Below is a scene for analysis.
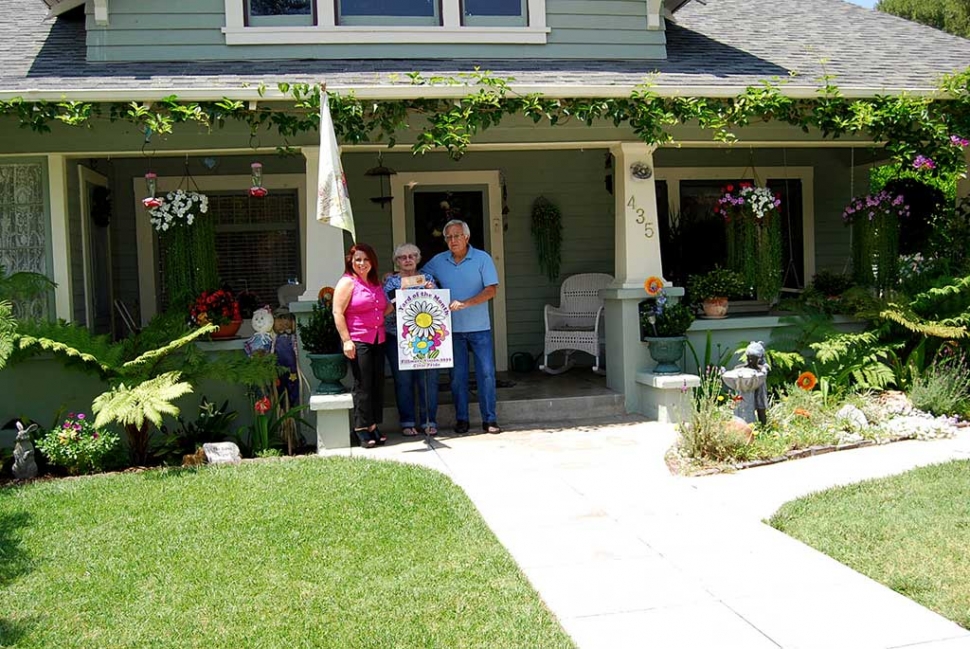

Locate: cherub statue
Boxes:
[12,421,38,480]
[722,341,770,425]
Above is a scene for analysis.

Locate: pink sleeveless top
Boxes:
[344,274,387,344]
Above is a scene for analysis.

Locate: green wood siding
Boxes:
[84,0,665,62]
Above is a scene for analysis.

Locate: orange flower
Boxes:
[644,276,664,297]
[318,286,335,303]
[793,408,811,418]
[796,371,818,391]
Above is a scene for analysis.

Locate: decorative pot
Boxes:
[701,297,729,318]
[642,335,687,374]
[210,319,243,340]
[308,352,348,394]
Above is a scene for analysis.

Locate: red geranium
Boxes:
[190,289,241,326]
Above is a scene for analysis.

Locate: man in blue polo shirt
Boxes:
[422,219,501,435]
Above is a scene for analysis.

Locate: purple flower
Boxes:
[951,135,970,147]
[77,413,85,420]
[913,155,936,171]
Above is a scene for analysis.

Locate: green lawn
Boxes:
[769,460,970,629]
[0,457,574,649]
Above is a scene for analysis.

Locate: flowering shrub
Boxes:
[842,191,910,289]
[677,367,748,462]
[688,267,747,301]
[190,289,241,327]
[36,413,120,475]
[912,155,936,172]
[148,189,209,232]
[716,183,781,222]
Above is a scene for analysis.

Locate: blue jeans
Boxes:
[386,335,439,429]
[451,330,497,424]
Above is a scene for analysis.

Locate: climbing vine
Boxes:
[4,68,970,171]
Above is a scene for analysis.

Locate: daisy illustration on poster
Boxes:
[396,288,454,370]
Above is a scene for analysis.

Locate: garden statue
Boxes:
[722,341,770,425]
[244,306,276,357]
[12,421,39,480]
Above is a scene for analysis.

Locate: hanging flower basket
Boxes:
[842,190,910,290]
[148,189,209,232]
[716,183,783,301]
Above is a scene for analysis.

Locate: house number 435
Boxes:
[627,197,655,238]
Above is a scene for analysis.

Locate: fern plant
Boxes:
[530,196,563,282]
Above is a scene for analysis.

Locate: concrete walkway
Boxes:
[329,418,970,649]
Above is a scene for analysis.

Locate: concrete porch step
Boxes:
[379,371,626,430]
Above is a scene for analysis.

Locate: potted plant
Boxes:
[688,266,746,318]
[189,288,242,339]
[639,288,696,374]
[297,291,347,394]
[716,183,783,301]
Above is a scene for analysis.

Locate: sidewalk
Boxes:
[332,418,970,649]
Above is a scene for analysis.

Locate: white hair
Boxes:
[443,219,470,237]
[392,242,421,267]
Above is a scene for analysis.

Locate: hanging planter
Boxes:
[530,196,563,282]
[717,183,783,302]
[842,190,910,291]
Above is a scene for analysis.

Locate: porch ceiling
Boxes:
[3,0,970,101]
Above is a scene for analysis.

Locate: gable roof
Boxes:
[2,0,970,101]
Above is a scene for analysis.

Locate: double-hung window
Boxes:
[228,0,547,44]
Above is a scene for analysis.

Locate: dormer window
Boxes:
[225,0,548,44]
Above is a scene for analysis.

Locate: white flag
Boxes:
[316,91,355,241]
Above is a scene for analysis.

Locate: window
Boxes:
[224,0,548,45]
[462,0,527,26]
[0,162,51,320]
[158,191,301,312]
[338,0,438,26]
[656,172,812,295]
[247,0,314,26]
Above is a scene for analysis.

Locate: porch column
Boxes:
[610,142,665,288]
[47,154,72,320]
[299,145,346,301]
[602,142,676,417]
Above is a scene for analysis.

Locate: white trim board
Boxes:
[133,173,307,324]
[77,165,110,331]
[655,166,816,286]
[390,170,508,372]
[223,0,547,45]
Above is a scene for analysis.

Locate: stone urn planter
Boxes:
[642,336,687,374]
[308,352,348,394]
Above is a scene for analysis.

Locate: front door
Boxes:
[390,171,507,371]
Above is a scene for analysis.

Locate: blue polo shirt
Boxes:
[422,245,499,333]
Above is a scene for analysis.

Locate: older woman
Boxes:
[383,243,440,437]
[332,243,394,448]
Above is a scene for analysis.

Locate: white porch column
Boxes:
[611,142,666,289]
[603,142,683,417]
[300,145,347,301]
[47,154,72,320]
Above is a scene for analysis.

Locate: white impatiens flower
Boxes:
[147,190,209,233]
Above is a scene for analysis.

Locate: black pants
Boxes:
[349,339,385,430]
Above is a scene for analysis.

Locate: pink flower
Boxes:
[254,397,272,415]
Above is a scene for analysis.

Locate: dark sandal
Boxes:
[355,430,376,448]
[401,427,419,437]
[483,422,502,434]
[454,420,470,435]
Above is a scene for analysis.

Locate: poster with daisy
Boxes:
[396,289,454,370]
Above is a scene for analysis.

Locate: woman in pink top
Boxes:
[333,243,394,448]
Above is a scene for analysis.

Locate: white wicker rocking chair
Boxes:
[540,273,613,375]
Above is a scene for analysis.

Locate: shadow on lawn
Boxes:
[0,510,37,645]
